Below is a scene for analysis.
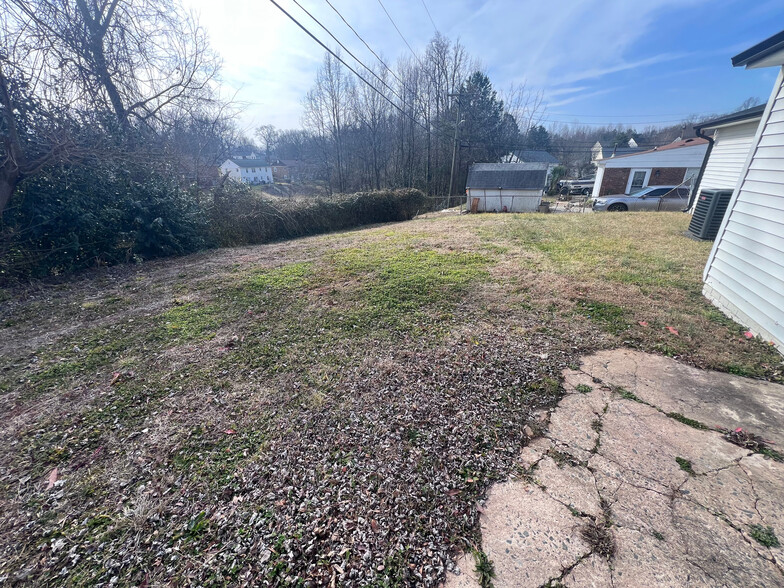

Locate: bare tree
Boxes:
[255,124,279,164]
[0,0,223,213]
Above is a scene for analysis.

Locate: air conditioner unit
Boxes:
[688,189,734,240]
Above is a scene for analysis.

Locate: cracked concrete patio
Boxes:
[445,349,784,588]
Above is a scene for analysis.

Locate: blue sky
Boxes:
[181,0,784,132]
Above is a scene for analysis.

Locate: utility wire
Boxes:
[268,0,427,131]
[290,0,405,105]
[420,0,438,32]
[322,0,404,88]
[376,0,420,62]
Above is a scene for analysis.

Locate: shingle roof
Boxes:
[227,158,270,168]
[603,137,709,160]
[509,150,559,164]
[466,163,548,190]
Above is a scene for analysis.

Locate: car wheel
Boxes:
[582,188,591,195]
[560,187,569,196]
[607,203,627,212]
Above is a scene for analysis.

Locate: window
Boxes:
[645,188,669,197]
[629,170,648,192]
[665,188,689,199]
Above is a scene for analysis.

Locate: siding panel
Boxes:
[704,68,784,352]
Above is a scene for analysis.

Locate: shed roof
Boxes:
[466,163,548,190]
[695,104,766,131]
[508,150,559,164]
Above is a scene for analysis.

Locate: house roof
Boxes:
[694,104,766,132]
[732,29,784,69]
[598,137,708,161]
[509,150,559,164]
[226,158,270,168]
[466,163,548,190]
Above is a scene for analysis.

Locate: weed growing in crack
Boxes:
[472,549,496,588]
[591,419,603,433]
[580,519,616,560]
[576,384,592,394]
[676,457,695,475]
[547,448,585,468]
[749,524,780,548]
[612,386,648,404]
[652,530,665,541]
[666,412,709,430]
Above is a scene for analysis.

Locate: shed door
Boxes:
[626,169,650,193]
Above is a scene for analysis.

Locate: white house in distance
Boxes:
[591,138,708,198]
[703,29,784,354]
[219,158,274,184]
[688,104,765,211]
[465,163,547,212]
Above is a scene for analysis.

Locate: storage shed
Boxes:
[591,139,708,198]
[465,163,547,212]
[703,29,784,354]
[689,104,765,211]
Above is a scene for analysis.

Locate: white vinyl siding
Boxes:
[704,67,784,353]
[696,120,760,196]
[466,189,543,212]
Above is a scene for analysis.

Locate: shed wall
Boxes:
[704,67,784,353]
[467,189,542,212]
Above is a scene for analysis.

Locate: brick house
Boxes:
[591,138,709,197]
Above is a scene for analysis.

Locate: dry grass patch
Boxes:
[0,211,781,587]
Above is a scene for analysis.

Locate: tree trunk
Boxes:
[0,175,18,216]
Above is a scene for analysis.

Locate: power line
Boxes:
[268,0,427,131]
[376,0,419,62]
[420,0,438,32]
[322,0,404,87]
[289,0,405,105]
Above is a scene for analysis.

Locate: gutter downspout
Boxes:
[685,124,715,211]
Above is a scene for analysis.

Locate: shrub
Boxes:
[209,183,428,247]
[0,162,209,283]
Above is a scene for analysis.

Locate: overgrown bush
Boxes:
[209,183,429,247]
[0,163,209,283]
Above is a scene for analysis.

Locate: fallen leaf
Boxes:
[447,488,460,496]
[744,331,754,339]
[224,429,236,435]
[666,326,679,336]
[370,519,379,533]
[46,467,58,490]
[638,321,649,327]
[110,372,121,385]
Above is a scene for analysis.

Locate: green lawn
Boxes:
[0,211,780,586]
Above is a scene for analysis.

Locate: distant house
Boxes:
[465,163,547,212]
[219,158,274,184]
[591,139,642,165]
[591,138,709,197]
[269,160,291,182]
[703,29,784,353]
[688,104,765,211]
[230,147,261,160]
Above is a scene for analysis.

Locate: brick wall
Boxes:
[600,168,630,196]
[599,166,687,195]
[650,167,686,186]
